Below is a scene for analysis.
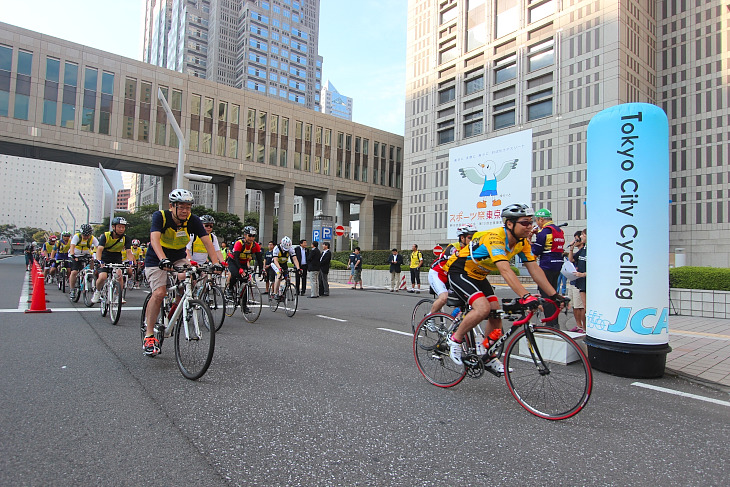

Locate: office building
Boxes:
[321,80,353,121]
[116,188,131,210]
[403,0,729,266]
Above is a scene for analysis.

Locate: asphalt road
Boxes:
[1,255,728,486]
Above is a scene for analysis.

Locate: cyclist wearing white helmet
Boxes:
[270,235,301,300]
[92,216,134,304]
[427,223,478,315]
[442,203,565,372]
[68,224,99,300]
[142,189,223,357]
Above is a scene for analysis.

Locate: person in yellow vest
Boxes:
[92,216,134,304]
[53,231,73,279]
[68,224,99,300]
[43,235,58,280]
[186,214,224,264]
[142,189,223,357]
[130,239,145,289]
[407,244,424,293]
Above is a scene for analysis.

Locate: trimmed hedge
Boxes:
[670,266,730,291]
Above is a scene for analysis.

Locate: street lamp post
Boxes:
[67,206,76,234]
[78,191,90,225]
[56,218,63,234]
[98,164,117,231]
[158,88,186,189]
[59,215,68,232]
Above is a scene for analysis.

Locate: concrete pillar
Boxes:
[260,189,276,244]
[229,174,247,221]
[359,194,374,250]
[301,195,315,243]
[389,199,402,250]
[216,181,230,213]
[161,174,175,210]
[322,189,337,220]
[278,182,295,241]
[336,200,351,252]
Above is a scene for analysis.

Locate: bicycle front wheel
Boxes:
[83,275,94,307]
[243,282,263,323]
[283,283,298,317]
[224,283,238,317]
[174,298,215,380]
[109,281,123,325]
[503,326,592,420]
[411,297,435,333]
[413,313,467,388]
[58,268,67,293]
[268,288,279,312]
[202,285,226,331]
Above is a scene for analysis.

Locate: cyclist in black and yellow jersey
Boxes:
[42,235,57,280]
[68,224,99,300]
[443,204,566,371]
[142,189,223,356]
[53,231,72,277]
[92,216,134,304]
[130,239,145,288]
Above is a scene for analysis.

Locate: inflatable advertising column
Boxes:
[585,103,671,378]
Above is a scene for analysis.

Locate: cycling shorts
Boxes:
[428,268,448,296]
[447,272,499,307]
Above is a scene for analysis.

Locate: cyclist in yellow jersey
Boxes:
[129,239,145,288]
[53,231,72,277]
[443,204,566,371]
[92,216,134,304]
[68,224,99,299]
[43,235,58,279]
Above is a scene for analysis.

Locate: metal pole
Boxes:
[67,206,76,234]
[59,215,68,232]
[78,191,90,225]
[98,164,117,232]
[56,218,63,234]
[158,88,185,189]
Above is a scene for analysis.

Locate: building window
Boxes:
[189,94,200,151]
[0,45,12,117]
[528,39,554,72]
[440,6,457,24]
[464,111,483,137]
[496,0,518,38]
[465,75,484,95]
[99,72,114,135]
[80,66,97,132]
[527,89,553,120]
[439,46,458,65]
[493,100,516,129]
[42,57,60,126]
[62,62,79,129]
[13,51,32,121]
[437,127,455,145]
[494,55,517,84]
[528,0,556,23]
[438,86,455,104]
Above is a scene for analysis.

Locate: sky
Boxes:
[0,0,407,135]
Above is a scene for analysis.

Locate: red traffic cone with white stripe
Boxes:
[26,266,52,313]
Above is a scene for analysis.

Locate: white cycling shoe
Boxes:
[91,290,101,304]
[484,358,513,374]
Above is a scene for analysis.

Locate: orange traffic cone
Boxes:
[26,266,52,313]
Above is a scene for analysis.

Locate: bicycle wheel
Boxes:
[503,326,592,420]
[202,285,226,331]
[100,285,109,317]
[557,308,577,331]
[224,282,238,317]
[413,313,468,388]
[109,281,123,325]
[411,297,435,333]
[283,282,298,317]
[268,287,280,312]
[71,279,81,303]
[174,298,215,380]
[141,293,167,348]
[243,281,263,323]
[58,268,66,293]
[83,274,95,307]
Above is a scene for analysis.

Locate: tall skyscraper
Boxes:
[403,0,729,267]
[321,80,353,121]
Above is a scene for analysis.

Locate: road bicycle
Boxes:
[225,268,262,323]
[98,263,130,326]
[140,264,215,380]
[68,256,94,305]
[268,267,298,317]
[413,296,592,420]
[192,262,227,331]
[56,259,70,294]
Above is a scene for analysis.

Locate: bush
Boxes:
[669,266,730,291]
[332,249,436,268]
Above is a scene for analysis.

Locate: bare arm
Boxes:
[524,261,557,296]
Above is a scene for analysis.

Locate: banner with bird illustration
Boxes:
[447,129,533,238]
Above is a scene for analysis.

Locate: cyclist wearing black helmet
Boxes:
[142,189,223,356]
[442,203,565,371]
[186,214,224,264]
[91,216,134,304]
[226,225,263,299]
[68,224,99,300]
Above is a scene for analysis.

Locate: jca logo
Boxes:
[587,307,668,335]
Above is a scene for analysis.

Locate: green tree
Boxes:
[18,227,45,242]
[32,230,48,243]
[244,211,259,229]
[191,205,244,245]
[97,204,159,242]
[0,224,17,239]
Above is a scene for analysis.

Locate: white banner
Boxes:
[447,130,533,239]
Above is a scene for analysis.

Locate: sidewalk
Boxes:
[666,315,730,390]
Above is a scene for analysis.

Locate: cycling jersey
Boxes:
[98,231,131,264]
[271,244,296,273]
[444,226,535,280]
[131,246,145,261]
[145,210,206,267]
[55,239,72,260]
[43,242,55,255]
[531,221,565,272]
[231,239,261,265]
[70,233,98,256]
[187,233,220,264]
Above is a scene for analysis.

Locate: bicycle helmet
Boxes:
[48,235,58,242]
[169,188,195,204]
[200,215,215,224]
[456,223,478,237]
[534,208,552,219]
[243,225,257,237]
[501,203,535,223]
[61,231,71,238]
[81,224,93,236]
[111,216,128,225]
[280,236,292,251]
[131,239,140,246]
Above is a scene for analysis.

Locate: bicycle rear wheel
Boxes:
[283,282,298,317]
[83,273,95,307]
[503,326,592,420]
[202,285,226,331]
[411,297,435,333]
[58,268,67,293]
[243,281,262,323]
[268,287,280,312]
[413,313,467,388]
[224,282,238,317]
[109,281,123,325]
[174,298,215,380]
[140,293,166,349]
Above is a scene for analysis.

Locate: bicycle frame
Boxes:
[159,266,204,341]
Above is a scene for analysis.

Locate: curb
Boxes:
[664,367,730,394]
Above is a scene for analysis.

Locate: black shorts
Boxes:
[447,272,499,307]
[71,257,90,272]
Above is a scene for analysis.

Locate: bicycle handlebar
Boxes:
[505,297,569,326]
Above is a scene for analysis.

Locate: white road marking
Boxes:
[632,382,730,407]
[0,306,144,313]
[317,314,347,322]
[377,327,412,337]
[18,270,31,310]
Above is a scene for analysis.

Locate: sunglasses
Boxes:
[204,224,214,228]
[514,220,534,227]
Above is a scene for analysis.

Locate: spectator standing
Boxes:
[294,239,309,295]
[319,242,331,296]
[531,208,565,328]
[308,241,321,298]
[351,247,363,290]
[348,249,356,284]
[24,241,34,271]
[567,229,587,333]
[388,248,404,292]
[263,241,275,294]
[407,244,424,293]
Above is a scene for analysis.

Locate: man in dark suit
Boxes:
[294,239,308,295]
[319,242,331,296]
[307,241,322,298]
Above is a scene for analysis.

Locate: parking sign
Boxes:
[312,229,321,242]
[322,226,332,240]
